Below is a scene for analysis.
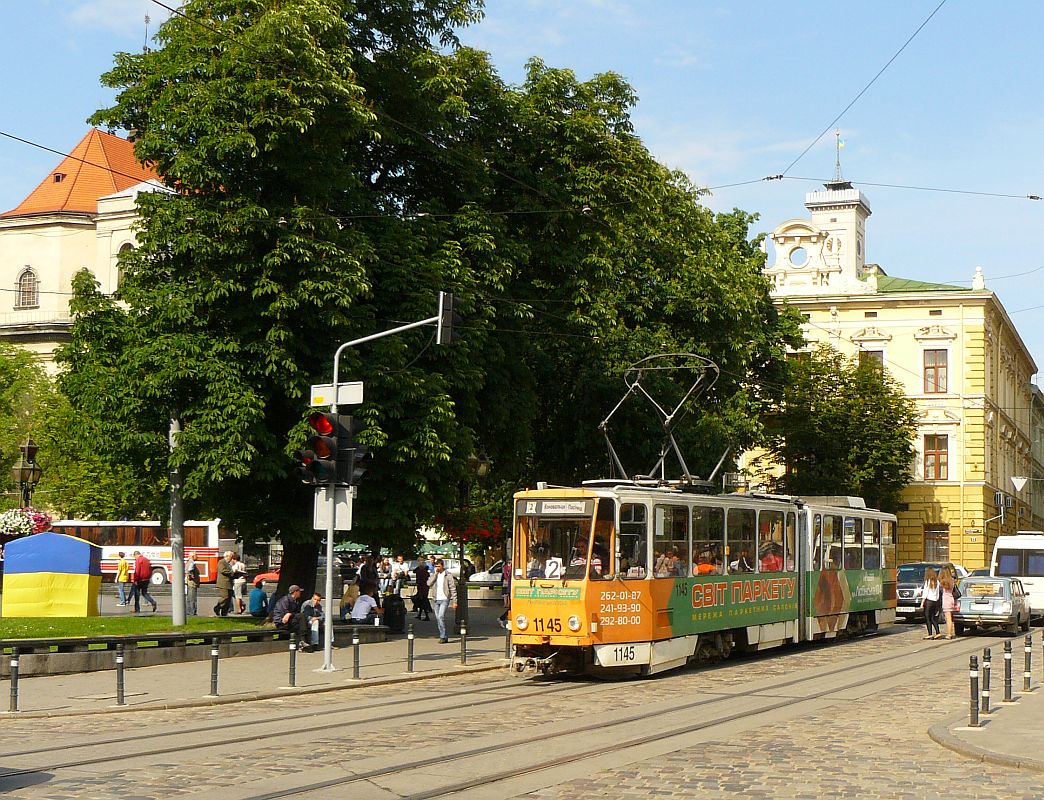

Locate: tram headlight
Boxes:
[515,614,529,631]
[567,615,581,632]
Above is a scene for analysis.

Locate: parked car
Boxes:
[467,560,505,586]
[896,562,965,621]
[954,576,1031,635]
[968,567,991,577]
[253,568,279,588]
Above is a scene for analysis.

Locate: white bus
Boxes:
[49,519,231,585]
[991,531,1044,615]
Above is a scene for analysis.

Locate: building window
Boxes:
[923,524,950,561]
[924,434,948,480]
[924,349,948,393]
[15,268,39,309]
[859,350,884,368]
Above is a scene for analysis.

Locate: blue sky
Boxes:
[4,1,1044,361]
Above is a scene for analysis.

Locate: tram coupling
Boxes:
[511,652,558,677]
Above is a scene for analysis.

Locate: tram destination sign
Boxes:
[517,499,593,516]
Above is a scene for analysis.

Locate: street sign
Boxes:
[1011,476,1029,492]
[310,382,364,407]
[313,485,355,531]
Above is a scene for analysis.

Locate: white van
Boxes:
[991,532,1044,615]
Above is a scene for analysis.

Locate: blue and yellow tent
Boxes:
[2,532,102,617]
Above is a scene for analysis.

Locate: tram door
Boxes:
[796,510,810,641]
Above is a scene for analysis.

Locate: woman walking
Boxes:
[921,567,942,639]
[940,570,958,640]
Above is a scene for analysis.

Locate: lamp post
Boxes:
[456,453,492,633]
[10,438,42,508]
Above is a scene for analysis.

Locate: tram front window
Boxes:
[522,517,593,580]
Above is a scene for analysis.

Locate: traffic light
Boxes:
[339,415,371,486]
[305,411,343,484]
[294,448,317,484]
[436,290,462,345]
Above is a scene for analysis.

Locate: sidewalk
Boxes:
[2,605,511,717]
[930,660,1044,773]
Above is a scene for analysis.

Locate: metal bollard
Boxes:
[969,655,980,727]
[289,633,298,688]
[460,624,467,665]
[1025,633,1033,692]
[9,647,19,713]
[352,635,361,680]
[115,643,126,706]
[209,637,220,696]
[407,625,415,673]
[504,627,512,660]
[982,647,992,714]
[1004,639,1013,702]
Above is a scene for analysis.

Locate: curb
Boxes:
[0,660,507,720]
[928,710,1044,773]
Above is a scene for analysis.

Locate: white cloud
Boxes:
[67,0,172,36]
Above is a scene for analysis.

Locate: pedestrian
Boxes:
[115,551,131,606]
[129,550,158,613]
[231,552,248,614]
[413,559,432,621]
[428,558,457,643]
[378,557,392,594]
[921,567,942,639]
[185,553,200,616]
[214,551,235,617]
[302,592,325,648]
[940,569,958,640]
[271,584,306,643]
[349,583,383,624]
[248,581,270,619]
[390,554,409,595]
[357,553,378,588]
[498,558,512,628]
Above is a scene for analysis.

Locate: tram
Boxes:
[508,484,897,677]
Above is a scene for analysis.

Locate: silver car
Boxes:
[953,576,1031,636]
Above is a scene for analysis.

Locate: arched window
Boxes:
[117,242,135,288]
[15,268,39,309]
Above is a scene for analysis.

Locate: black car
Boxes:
[896,562,965,621]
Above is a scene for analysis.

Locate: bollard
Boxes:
[115,643,126,706]
[460,624,467,666]
[504,627,512,660]
[407,624,415,673]
[1025,633,1033,692]
[9,647,19,713]
[969,655,980,728]
[352,635,361,680]
[209,637,220,697]
[982,647,992,714]
[1004,639,1013,702]
[289,633,298,688]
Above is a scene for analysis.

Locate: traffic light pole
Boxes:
[318,299,452,672]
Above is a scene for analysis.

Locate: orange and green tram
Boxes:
[509,481,897,677]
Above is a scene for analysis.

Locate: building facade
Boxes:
[0,129,158,369]
[752,180,1043,568]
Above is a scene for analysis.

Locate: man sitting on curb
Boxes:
[270,584,308,648]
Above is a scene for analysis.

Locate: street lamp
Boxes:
[10,438,42,508]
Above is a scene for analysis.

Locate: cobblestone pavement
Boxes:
[1,623,1040,798]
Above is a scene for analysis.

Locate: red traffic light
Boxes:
[307,411,336,437]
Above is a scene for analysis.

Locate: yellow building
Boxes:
[755,180,1042,568]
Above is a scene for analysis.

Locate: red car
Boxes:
[253,569,279,588]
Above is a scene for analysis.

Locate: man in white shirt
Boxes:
[427,559,458,643]
[350,584,383,624]
[390,554,409,595]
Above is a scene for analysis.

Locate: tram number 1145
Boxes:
[613,645,636,661]
[532,618,562,633]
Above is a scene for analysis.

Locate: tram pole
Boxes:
[969,655,980,728]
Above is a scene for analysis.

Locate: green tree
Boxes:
[763,346,917,511]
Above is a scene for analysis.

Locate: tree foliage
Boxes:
[58,0,802,587]
[761,346,918,511]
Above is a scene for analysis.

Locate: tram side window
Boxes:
[824,515,843,569]
[653,505,689,577]
[863,519,881,569]
[589,499,615,580]
[726,508,756,573]
[882,521,897,569]
[785,512,796,570]
[620,503,648,579]
[812,515,823,571]
[757,510,785,572]
[692,506,725,575]
[843,517,861,570]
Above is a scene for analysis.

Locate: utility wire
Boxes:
[779,0,949,177]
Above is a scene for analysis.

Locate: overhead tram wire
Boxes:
[779,0,949,178]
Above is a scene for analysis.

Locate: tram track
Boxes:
[0,630,999,797]
[233,632,996,800]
